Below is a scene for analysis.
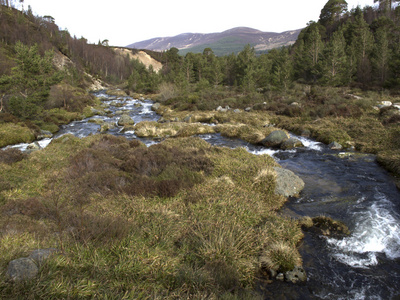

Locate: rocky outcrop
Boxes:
[274,167,305,197]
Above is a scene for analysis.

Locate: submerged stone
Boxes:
[274,167,305,197]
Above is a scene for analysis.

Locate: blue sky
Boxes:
[20,0,375,47]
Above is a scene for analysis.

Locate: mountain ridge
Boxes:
[126,27,302,55]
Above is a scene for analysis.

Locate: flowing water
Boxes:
[5,92,400,299]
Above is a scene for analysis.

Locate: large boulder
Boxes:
[117,114,134,126]
[261,130,289,148]
[274,167,304,197]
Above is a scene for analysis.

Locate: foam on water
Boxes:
[247,147,284,158]
[139,103,153,114]
[326,191,400,268]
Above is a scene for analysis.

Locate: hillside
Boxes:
[126,27,302,55]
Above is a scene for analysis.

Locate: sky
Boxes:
[19,0,375,47]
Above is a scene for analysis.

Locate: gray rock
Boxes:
[117,114,134,126]
[183,115,194,123]
[6,257,38,282]
[245,107,252,112]
[152,103,161,111]
[216,106,229,112]
[261,130,289,148]
[281,137,304,150]
[274,167,305,197]
[328,141,343,150]
[233,109,241,113]
[285,266,307,283]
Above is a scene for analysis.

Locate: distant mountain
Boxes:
[126,27,302,56]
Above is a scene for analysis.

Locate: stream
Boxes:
[5,91,400,299]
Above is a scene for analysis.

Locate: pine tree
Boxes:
[271,47,294,92]
[372,27,391,85]
[322,27,348,85]
[0,42,62,119]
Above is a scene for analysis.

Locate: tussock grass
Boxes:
[0,135,304,298]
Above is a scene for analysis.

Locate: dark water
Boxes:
[7,92,400,299]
